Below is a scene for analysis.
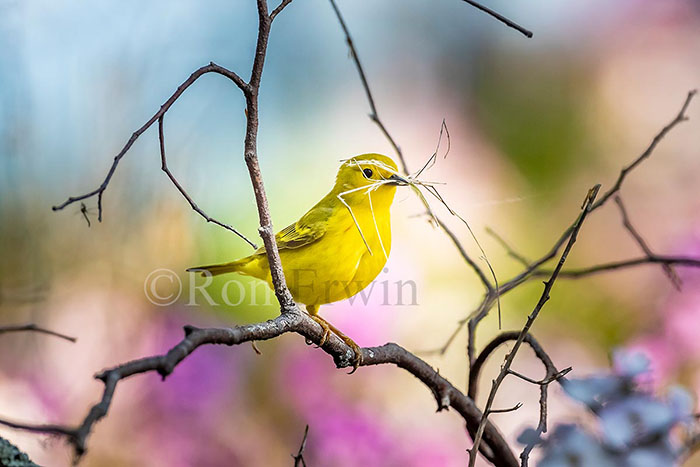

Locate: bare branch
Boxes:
[157,116,258,248]
[460,0,533,38]
[614,196,682,290]
[51,62,256,247]
[485,227,530,267]
[468,184,600,467]
[0,324,76,343]
[328,0,493,292]
[466,331,571,466]
[592,90,696,210]
[423,90,698,360]
[533,255,700,279]
[270,0,294,20]
[0,312,518,466]
[243,0,295,308]
[327,0,404,172]
[292,424,309,467]
[489,402,523,414]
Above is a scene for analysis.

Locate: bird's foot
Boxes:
[339,335,363,374]
[309,314,332,347]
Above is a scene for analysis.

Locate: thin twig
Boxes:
[292,424,309,467]
[591,90,697,210]
[614,196,682,290]
[328,0,494,293]
[460,0,533,38]
[533,255,700,279]
[157,117,257,248]
[270,0,294,20]
[51,62,256,249]
[468,185,600,467]
[485,227,530,267]
[0,324,76,343]
[327,0,404,172]
[466,331,572,466]
[425,90,697,360]
[489,402,523,414]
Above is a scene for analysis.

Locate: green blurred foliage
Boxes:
[472,51,593,187]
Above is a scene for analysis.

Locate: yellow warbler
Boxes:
[188,153,408,369]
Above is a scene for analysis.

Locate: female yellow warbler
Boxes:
[188,153,408,369]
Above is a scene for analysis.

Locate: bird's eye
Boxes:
[363,168,373,178]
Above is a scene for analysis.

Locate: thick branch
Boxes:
[0,311,517,466]
[243,0,295,309]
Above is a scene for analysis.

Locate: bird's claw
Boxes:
[341,337,363,374]
[310,315,331,347]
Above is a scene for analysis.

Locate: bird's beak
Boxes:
[388,174,409,186]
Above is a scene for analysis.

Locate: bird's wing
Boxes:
[275,205,333,250]
[252,205,333,255]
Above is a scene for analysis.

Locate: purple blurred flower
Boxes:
[562,376,624,407]
[278,348,458,466]
[613,350,650,377]
[537,425,616,467]
[600,396,674,449]
[522,350,696,466]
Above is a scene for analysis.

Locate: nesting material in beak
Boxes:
[388,174,409,186]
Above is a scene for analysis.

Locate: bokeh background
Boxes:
[1,0,699,465]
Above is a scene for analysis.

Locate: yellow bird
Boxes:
[188,153,408,369]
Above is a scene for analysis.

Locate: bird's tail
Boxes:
[186,258,251,277]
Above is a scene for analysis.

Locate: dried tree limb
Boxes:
[2,2,521,464]
[533,255,700,279]
[467,331,571,467]
[156,116,255,244]
[242,0,296,308]
[51,62,257,249]
[327,0,405,173]
[422,89,697,361]
[292,424,309,467]
[0,312,518,466]
[591,90,697,210]
[614,196,682,290]
[328,0,494,292]
[467,184,600,467]
[0,324,76,343]
[485,227,530,267]
[460,0,533,38]
[270,0,294,20]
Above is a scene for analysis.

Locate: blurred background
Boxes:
[1,0,699,465]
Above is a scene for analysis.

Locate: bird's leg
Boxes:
[306,306,363,373]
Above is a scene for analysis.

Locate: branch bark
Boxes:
[0,312,517,466]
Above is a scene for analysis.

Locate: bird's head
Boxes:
[333,154,409,206]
